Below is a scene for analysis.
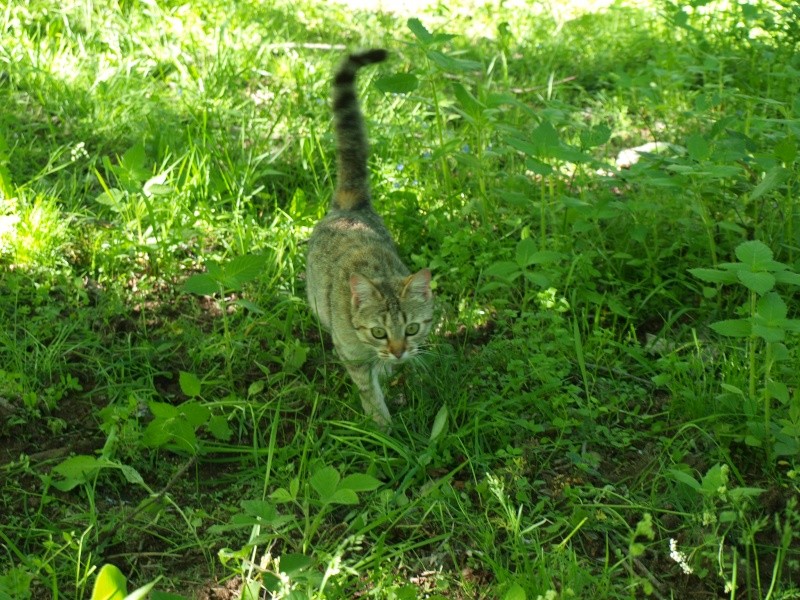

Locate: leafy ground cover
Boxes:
[1,0,799,598]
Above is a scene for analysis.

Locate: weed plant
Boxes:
[1,0,799,598]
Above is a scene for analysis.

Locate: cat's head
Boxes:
[349,269,433,363]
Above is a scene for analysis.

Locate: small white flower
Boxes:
[669,538,693,575]
[70,142,89,161]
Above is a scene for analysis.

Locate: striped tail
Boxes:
[331,49,388,211]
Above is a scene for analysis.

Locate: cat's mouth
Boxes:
[378,349,412,363]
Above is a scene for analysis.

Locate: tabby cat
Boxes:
[305,49,434,426]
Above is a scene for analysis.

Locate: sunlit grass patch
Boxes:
[0,192,71,268]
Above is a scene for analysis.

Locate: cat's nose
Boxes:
[388,341,405,359]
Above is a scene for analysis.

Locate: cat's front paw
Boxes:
[361,394,392,430]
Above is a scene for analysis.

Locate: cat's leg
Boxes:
[343,361,392,427]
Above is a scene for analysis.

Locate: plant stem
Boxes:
[427,63,452,192]
[763,342,774,466]
[748,292,757,403]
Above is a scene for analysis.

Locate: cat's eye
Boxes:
[405,323,420,336]
[370,327,388,339]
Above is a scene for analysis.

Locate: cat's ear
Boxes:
[402,268,432,300]
[350,273,378,308]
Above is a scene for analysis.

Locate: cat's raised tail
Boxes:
[331,49,388,212]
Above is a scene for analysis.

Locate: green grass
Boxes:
[1,0,800,598]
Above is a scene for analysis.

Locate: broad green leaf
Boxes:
[756,292,788,322]
[515,238,538,268]
[720,510,739,522]
[390,585,418,600]
[143,173,172,197]
[532,120,562,152]
[91,564,127,600]
[751,324,784,342]
[163,419,197,453]
[668,468,701,491]
[426,50,481,72]
[234,299,263,314]
[774,134,796,164]
[453,83,483,116]
[750,166,788,201]
[686,133,710,161]
[752,293,796,341]
[340,473,382,492]
[700,464,727,496]
[518,249,565,268]
[182,274,220,295]
[241,580,262,600]
[310,466,340,501]
[502,583,526,600]
[525,157,553,176]
[407,18,433,43]
[95,188,125,210]
[53,455,101,480]
[705,165,741,178]
[726,487,766,501]
[720,383,745,396]
[629,542,646,557]
[479,281,508,294]
[505,136,538,157]
[734,240,773,268]
[149,401,178,419]
[688,267,738,284]
[429,404,448,441]
[281,340,308,372]
[248,380,265,396]
[328,488,359,505]
[141,420,172,448]
[116,464,145,486]
[121,142,146,173]
[782,318,800,333]
[523,271,551,287]
[179,371,202,397]
[278,554,314,575]
[767,380,789,404]
[206,262,223,277]
[484,261,521,281]
[736,270,775,295]
[774,437,800,457]
[208,415,233,441]
[580,124,611,148]
[710,319,751,338]
[179,401,210,427]
[549,143,593,164]
[774,270,800,286]
[270,487,294,503]
[375,73,418,94]
[242,500,281,522]
[52,455,101,490]
[222,254,268,289]
[667,163,737,177]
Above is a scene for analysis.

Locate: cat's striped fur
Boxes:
[305,50,433,426]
